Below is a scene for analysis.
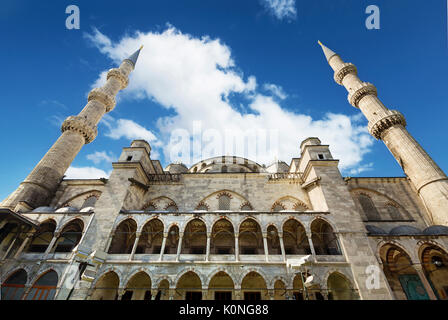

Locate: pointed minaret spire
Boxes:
[318,40,337,62]
[319,42,448,227]
[124,45,144,68]
[1,46,143,211]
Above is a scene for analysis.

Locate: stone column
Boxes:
[202,288,208,300]
[263,233,269,262]
[13,233,33,258]
[279,233,286,262]
[1,47,142,210]
[235,234,239,262]
[159,233,167,261]
[43,231,60,258]
[176,233,183,262]
[129,232,141,261]
[206,233,211,261]
[151,289,158,300]
[104,232,115,254]
[307,233,317,260]
[414,264,437,300]
[1,228,21,260]
[234,288,242,300]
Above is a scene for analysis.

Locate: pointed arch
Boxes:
[25,269,59,300]
[1,269,27,300]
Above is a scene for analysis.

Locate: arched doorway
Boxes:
[175,271,202,300]
[209,271,234,300]
[379,244,429,300]
[283,219,310,255]
[239,219,263,255]
[27,220,56,253]
[25,270,58,300]
[137,219,164,254]
[311,219,341,255]
[90,271,119,300]
[241,271,268,300]
[420,244,448,300]
[1,269,27,300]
[211,219,234,255]
[122,272,152,300]
[54,219,84,252]
[108,219,137,254]
[327,272,356,300]
[274,280,286,300]
[181,219,206,255]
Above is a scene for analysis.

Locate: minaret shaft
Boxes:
[320,42,448,225]
[1,54,140,210]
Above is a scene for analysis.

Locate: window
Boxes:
[82,196,97,208]
[127,156,133,161]
[317,153,325,160]
[358,194,381,220]
[186,291,202,300]
[1,269,27,300]
[387,205,403,220]
[241,204,252,211]
[244,292,261,301]
[215,291,232,300]
[221,165,228,173]
[218,195,231,210]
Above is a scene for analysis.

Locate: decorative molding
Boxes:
[334,63,357,85]
[107,68,129,89]
[348,82,377,108]
[88,88,116,112]
[61,116,97,144]
[368,110,407,140]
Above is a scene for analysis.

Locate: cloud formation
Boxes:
[85,26,373,172]
[86,151,117,165]
[260,0,297,21]
[65,166,110,179]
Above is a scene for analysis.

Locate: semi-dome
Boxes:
[389,225,422,236]
[32,206,55,213]
[423,225,448,236]
[165,163,189,174]
[365,225,387,235]
[55,206,79,213]
[266,161,290,173]
[189,156,265,173]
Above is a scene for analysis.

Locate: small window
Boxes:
[218,195,231,210]
[317,154,325,160]
[127,156,133,161]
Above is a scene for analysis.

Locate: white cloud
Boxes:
[86,26,374,173]
[348,162,374,175]
[263,83,287,100]
[260,0,297,21]
[65,166,110,179]
[86,151,117,165]
[101,114,158,143]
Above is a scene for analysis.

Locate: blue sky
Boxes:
[1,0,447,201]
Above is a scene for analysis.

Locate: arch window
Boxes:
[239,219,263,255]
[386,204,403,220]
[283,219,310,255]
[108,219,137,254]
[218,195,231,210]
[137,219,164,254]
[54,219,84,253]
[1,269,27,300]
[25,270,58,300]
[181,219,206,254]
[211,219,234,254]
[358,194,380,220]
[311,219,341,255]
[82,195,97,208]
[28,220,56,253]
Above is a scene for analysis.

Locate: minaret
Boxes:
[1,46,144,211]
[318,41,448,226]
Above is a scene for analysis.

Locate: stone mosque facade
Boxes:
[1,42,448,301]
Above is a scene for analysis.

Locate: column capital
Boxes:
[61,116,98,144]
[88,88,116,112]
[107,68,129,90]
[348,82,377,108]
[368,110,407,140]
[334,62,357,85]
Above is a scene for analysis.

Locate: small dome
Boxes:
[80,207,95,213]
[365,225,387,235]
[423,225,448,236]
[55,207,79,213]
[32,206,55,213]
[165,163,188,173]
[389,225,422,236]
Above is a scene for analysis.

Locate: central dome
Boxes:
[188,156,265,173]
